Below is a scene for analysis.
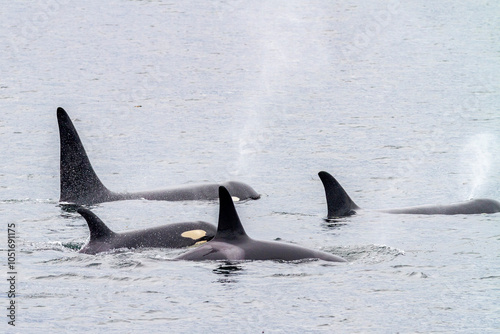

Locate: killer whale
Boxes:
[318,171,500,218]
[76,208,216,254]
[175,186,346,262]
[57,107,260,205]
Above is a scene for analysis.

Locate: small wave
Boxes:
[62,242,83,251]
[23,241,78,253]
[321,218,349,229]
[407,271,428,278]
[111,259,144,269]
[331,244,405,263]
[23,292,70,299]
[271,272,310,277]
[35,273,80,280]
[0,198,58,205]
[272,211,316,217]
[213,263,244,275]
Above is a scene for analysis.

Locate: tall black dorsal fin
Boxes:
[77,208,115,241]
[57,107,113,204]
[318,171,360,217]
[214,186,248,240]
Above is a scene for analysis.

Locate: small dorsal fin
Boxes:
[318,171,360,217]
[214,186,248,240]
[57,107,113,204]
[77,208,115,240]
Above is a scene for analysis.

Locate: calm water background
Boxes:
[1,1,499,333]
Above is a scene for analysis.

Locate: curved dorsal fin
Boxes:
[214,186,248,240]
[57,107,112,204]
[77,208,115,240]
[318,171,360,217]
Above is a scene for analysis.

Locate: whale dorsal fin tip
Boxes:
[318,171,360,217]
[58,107,113,204]
[77,208,115,240]
[215,186,248,240]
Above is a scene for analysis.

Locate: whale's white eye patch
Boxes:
[231,196,240,202]
[181,229,207,240]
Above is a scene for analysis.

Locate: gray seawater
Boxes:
[1,1,499,333]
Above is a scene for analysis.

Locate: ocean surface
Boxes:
[1,1,499,333]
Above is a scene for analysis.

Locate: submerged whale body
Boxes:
[77,208,216,254]
[318,171,500,218]
[175,186,346,262]
[57,107,260,205]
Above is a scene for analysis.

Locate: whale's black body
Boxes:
[76,208,216,254]
[319,171,500,218]
[57,107,260,205]
[175,187,346,262]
